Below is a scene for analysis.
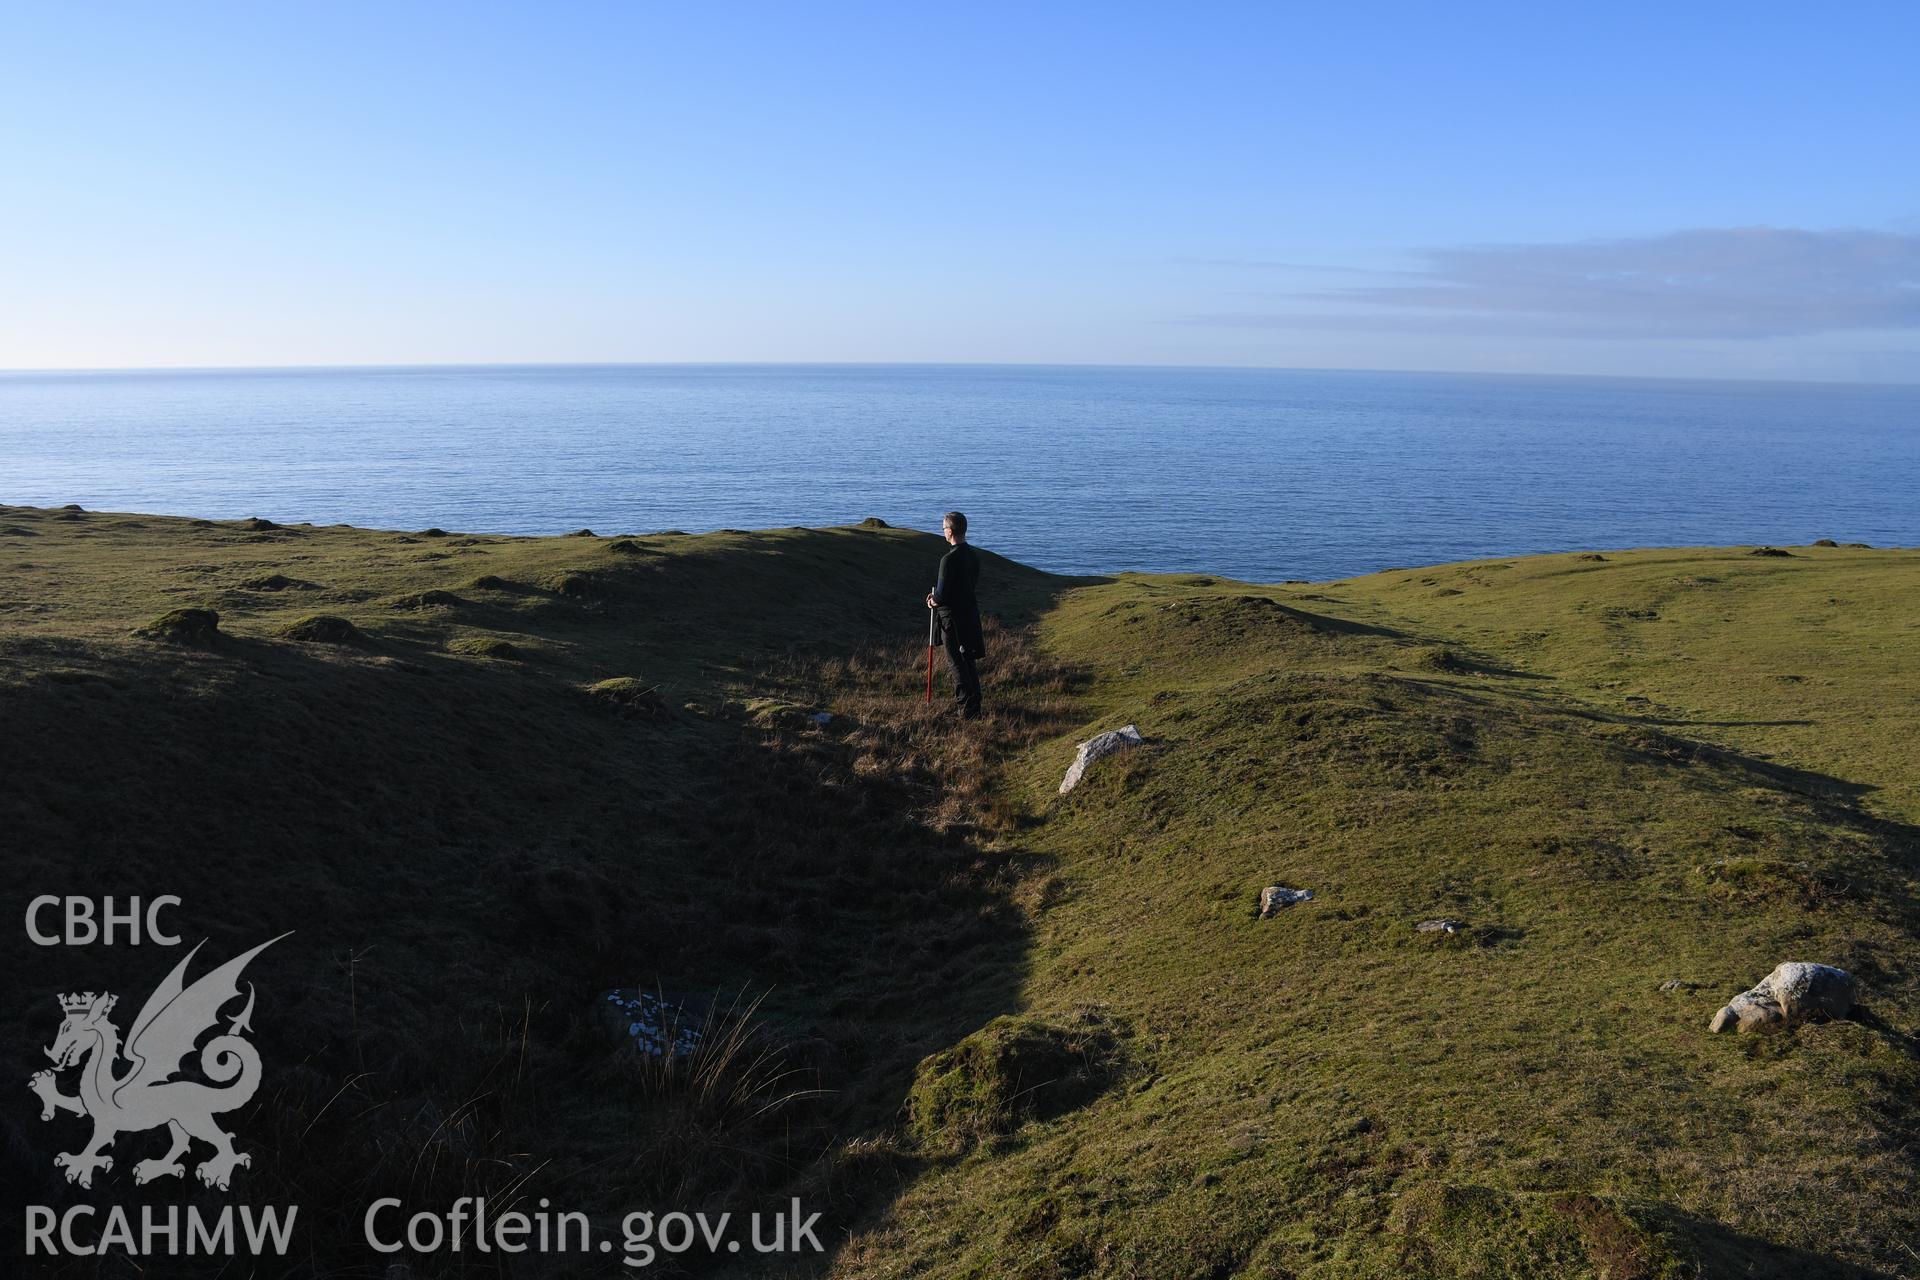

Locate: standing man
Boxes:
[925,510,984,719]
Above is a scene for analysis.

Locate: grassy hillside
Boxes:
[1,506,1915,1279]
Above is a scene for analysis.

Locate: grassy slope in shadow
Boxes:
[0,505,1068,1277]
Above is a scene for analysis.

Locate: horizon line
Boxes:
[2,358,1916,392]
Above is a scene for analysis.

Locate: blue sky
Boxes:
[2,3,1915,380]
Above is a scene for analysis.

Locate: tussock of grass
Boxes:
[615,988,826,1125]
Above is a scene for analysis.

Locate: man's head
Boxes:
[942,511,968,545]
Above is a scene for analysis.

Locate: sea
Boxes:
[3,364,1915,582]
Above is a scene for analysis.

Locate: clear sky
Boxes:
[2,3,1915,380]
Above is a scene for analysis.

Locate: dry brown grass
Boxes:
[762,617,1087,840]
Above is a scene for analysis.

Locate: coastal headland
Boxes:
[2,504,1915,1277]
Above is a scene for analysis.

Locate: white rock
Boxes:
[595,989,705,1057]
[1259,885,1313,917]
[1708,962,1855,1034]
[1058,724,1145,795]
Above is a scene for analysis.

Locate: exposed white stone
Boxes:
[1708,962,1855,1034]
[1058,724,1145,795]
[1259,885,1314,917]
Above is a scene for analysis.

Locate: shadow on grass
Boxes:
[0,576,1083,1276]
[1655,1209,1905,1279]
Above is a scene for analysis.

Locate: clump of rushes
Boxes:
[468,574,513,591]
[620,988,824,1126]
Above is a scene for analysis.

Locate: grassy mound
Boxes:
[239,572,316,591]
[386,588,463,610]
[135,606,221,644]
[908,1007,1126,1149]
[585,676,673,719]
[447,635,522,660]
[279,614,370,645]
[547,569,604,598]
[1404,643,1472,672]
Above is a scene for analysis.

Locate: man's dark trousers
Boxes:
[943,624,982,718]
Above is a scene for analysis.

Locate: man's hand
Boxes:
[925,591,938,608]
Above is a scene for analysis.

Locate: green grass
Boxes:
[1,507,1915,1278]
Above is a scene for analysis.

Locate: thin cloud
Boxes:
[1187,227,1920,339]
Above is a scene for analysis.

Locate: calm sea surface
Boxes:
[2,364,1915,582]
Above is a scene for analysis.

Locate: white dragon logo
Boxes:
[27,934,288,1191]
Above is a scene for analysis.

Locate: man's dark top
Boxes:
[932,542,985,657]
